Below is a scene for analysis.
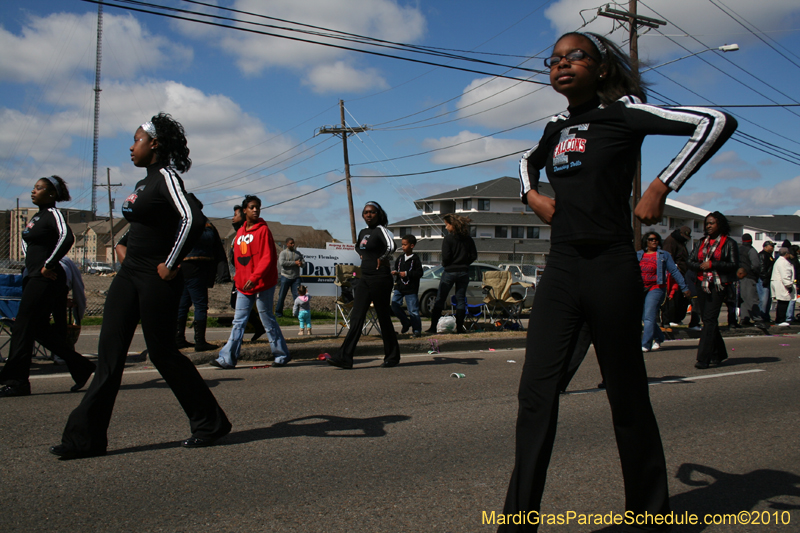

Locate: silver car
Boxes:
[416,263,535,317]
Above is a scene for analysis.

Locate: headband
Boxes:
[580,32,607,61]
[42,176,63,197]
[364,201,381,212]
[141,121,157,139]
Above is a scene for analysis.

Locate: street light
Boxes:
[642,44,740,73]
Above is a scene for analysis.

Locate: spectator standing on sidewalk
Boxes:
[771,246,796,326]
[275,238,304,317]
[660,225,693,326]
[390,234,424,337]
[737,234,763,327]
[758,240,776,321]
[212,195,290,369]
[688,212,739,369]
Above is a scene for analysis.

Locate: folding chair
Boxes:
[482,271,531,331]
[449,295,484,331]
[333,264,361,337]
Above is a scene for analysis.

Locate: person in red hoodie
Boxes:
[211,195,290,368]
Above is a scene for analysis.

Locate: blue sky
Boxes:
[2,0,799,242]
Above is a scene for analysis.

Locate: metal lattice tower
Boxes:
[91,3,103,216]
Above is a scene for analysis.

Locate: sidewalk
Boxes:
[178,322,799,366]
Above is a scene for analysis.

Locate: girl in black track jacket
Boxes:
[499,32,736,533]
[0,176,96,397]
[52,113,231,460]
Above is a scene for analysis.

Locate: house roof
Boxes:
[727,215,800,233]
[417,176,555,202]
[390,210,547,227]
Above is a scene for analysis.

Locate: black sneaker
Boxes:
[0,382,31,397]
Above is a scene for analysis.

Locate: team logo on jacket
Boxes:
[122,185,145,212]
[552,124,589,169]
[24,216,39,231]
[237,234,254,265]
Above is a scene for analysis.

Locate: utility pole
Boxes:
[599,3,665,249]
[102,168,122,266]
[317,100,369,244]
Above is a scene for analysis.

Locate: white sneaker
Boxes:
[778,322,791,327]
[651,342,661,351]
[642,346,649,352]
[669,322,681,327]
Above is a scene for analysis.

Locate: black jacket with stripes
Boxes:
[518,95,737,244]
[21,204,74,278]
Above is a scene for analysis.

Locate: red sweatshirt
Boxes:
[233,218,278,295]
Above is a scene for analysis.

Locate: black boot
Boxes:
[193,320,216,352]
[455,310,466,334]
[175,322,194,349]
[425,307,442,334]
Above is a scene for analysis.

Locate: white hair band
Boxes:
[141,121,157,138]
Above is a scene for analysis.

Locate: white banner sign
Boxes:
[296,247,360,296]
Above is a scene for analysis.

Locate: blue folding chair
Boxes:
[449,295,484,332]
[0,274,24,362]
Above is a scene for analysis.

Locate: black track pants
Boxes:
[335,272,400,366]
[61,266,230,452]
[500,243,670,532]
[0,272,94,387]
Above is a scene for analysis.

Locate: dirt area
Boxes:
[207,282,337,315]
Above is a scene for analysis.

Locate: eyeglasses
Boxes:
[647,237,659,241]
[544,49,598,68]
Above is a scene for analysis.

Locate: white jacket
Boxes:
[770,255,796,302]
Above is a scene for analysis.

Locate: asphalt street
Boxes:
[1,334,799,532]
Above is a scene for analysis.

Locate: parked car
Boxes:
[496,263,543,285]
[416,262,535,317]
[86,261,114,274]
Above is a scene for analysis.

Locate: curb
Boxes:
[177,324,798,366]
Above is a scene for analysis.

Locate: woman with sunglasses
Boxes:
[688,211,739,369]
[0,176,96,397]
[638,232,690,352]
[325,202,400,369]
[501,32,736,531]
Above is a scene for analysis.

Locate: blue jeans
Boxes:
[275,276,300,315]
[788,300,796,322]
[216,286,290,368]
[757,282,771,320]
[390,290,421,333]
[433,270,469,313]
[177,274,208,324]
[642,288,666,349]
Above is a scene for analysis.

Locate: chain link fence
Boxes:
[1,227,111,317]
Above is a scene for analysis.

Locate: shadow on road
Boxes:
[107,414,411,457]
[391,356,483,368]
[119,376,243,390]
[590,463,800,532]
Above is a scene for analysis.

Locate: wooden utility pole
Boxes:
[103,168,122,266]
[317,100,369,244]
[599,3,665,249]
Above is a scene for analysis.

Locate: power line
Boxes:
[351,150,522,178]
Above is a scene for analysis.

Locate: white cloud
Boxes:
[705,150,761,180]
[422,131,531,167]
[303,61,388,94]
[0,12,191,83]
[455,77,564,130]
[187,0,425,91]
[675,175,800,214]
[543,0,800,63]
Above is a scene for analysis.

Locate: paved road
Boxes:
[1,334,799,532]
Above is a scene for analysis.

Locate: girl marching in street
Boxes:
[0,176,96,397]
[52,113,231,459]
[501,32,736,531]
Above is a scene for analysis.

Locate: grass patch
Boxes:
[81,310,335,328]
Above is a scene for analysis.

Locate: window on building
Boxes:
[694,220,701,230]
[795,233,800,241]
[495,226,508,238]
[469,226,477,237]
[462,199,472,211]
[658,217,667,226]
[775,233,785,241]
[527,227,540,239]
[422,202,433,213]
[511,226,525,239]
[755,232,763,240]
[478,199,490,211]
[420,252,430,262]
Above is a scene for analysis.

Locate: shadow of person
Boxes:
[108,413,411,456]
[590,463,800,532]
[714,356,780,367]
[392,356,483,368]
